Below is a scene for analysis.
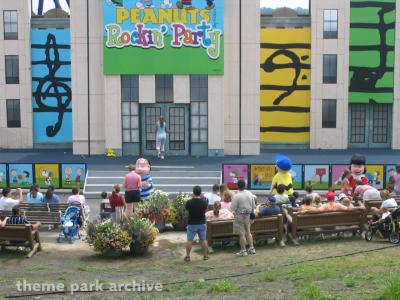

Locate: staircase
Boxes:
[83,165,221,198]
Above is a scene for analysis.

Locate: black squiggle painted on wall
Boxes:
[32,33,72,138]
[349,1,395,98]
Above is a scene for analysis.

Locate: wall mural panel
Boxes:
[31,29,72,143]
[349,0,396,104]
[260,28,311,143]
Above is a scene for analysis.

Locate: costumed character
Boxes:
[136,0,154,9]
[135,158,154,201]
[161,0,173,8]
[271,155,293,196]
[348,154,368,189]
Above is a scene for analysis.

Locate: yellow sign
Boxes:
[260,28,311,143]
[34,164,60,188]
[250,164,276,189]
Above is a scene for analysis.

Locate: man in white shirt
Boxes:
[204,184,221,206]
[0,188,24,211]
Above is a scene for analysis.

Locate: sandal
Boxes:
[203,256,209,261]
[184,256,191,262]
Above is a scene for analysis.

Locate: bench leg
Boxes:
[26,243,40,258]
[35,231,42,252]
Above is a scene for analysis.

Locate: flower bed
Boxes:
[124,217,159,255]
[170,193,191,231]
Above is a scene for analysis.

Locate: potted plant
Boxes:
[171,193,191,231]
[124,218,159,255]
[86,220,132,257]
[135,190,170,232]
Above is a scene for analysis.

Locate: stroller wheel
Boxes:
[57,236,64,243]
[389,232,400,244]
[365,230,373,242]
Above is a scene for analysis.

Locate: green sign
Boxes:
[349,0,396,104]
[103,0,224,75]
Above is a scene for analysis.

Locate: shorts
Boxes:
[187,224,207,241]
[156,134,166,151]
[125,190,141,203]
[233,215,251,236]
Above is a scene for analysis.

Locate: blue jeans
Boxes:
[187,224,207,241]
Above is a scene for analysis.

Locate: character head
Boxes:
[76,168,84,176]
[135,158,151,176]
[350,154,366,177]
[275,155,292,172]
[23,171,30,179]
[11,169,17,177]
[42,170,49,177]
[388,168,396,176]
[65,167,72,175]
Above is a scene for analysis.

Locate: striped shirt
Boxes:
[7,215,30,225]
[141,175,153,201]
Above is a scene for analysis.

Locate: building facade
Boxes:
[0,0,400,156]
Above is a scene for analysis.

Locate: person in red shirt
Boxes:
[108,184,126,222]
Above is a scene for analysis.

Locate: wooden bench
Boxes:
[0,210,61,226]
[0,225,42,258]
[18,203,49,211]
[288,211,367,246]
[364,199,400,216]
[207,215,284,248]
[48,203,69,213]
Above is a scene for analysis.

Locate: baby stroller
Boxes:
[57,206,82,244]
[365,207,400,244]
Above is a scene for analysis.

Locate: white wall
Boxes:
[310,0,349,149]
[0,0,33,149]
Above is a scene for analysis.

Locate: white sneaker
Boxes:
[161,155,165,160]
[248,247,256,255]
[236,250,248,257]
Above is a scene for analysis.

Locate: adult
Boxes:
[43,186,60,204]
[123,164,141,218]
[320,192,363,212]
[298,196,319,214]
[184,186,209,262]
[353,182,376,199]
[26,184,44,203]
[67,187,90,217]
[231,179,256,257]
[0,188,24,211]
[0,217,8,227]
[339,194,354,209]
[7,207,41,230]
[257,195,281,217]
[275,184,290,206]
[305,185,319,202]
[135,158,153,201]
[109,184,127,222]
[221,190,233,210]
[205,201,234,221]
[204,184,221,207]
[155,116,168,159]
[371,191,398,216]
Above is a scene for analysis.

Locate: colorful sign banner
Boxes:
[291,164,303,190]
[385,165,399,190]
[365,164,384,190]
[8,164,34,188]
[223,164,248,190]
[34,164,61,189]
[0,164,7,188]
[304,165,330,190]
[331,165,349,190]
[61,164,86,189]
[103,0,224,74]
[250,164,276,190]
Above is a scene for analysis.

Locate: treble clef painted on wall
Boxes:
[32,33,72,138]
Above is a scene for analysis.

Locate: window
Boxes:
[5,55,19,84]
[322,99,336,128]
[121,75,139,102]
[3,11,18,40]
[190,75,208,143]
[121,75,139,143]
[323,54,337,84]
[155,75,173,102]
[323,10,338,39]
[6,99,21,128]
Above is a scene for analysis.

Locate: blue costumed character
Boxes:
[270,155,293,196]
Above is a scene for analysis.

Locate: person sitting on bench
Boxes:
[0,217,8,227]
[7,207,41,230]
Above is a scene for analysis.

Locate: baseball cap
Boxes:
[325,191,336,200]
[338,193,348,201]
[267,195,276,202]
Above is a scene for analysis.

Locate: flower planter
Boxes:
[102,248,123,258]
[130,241,149,255]
[155,221,166,233]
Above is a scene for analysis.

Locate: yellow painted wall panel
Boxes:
[260,28,311,143]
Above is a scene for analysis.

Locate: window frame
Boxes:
[155,75,173,103]
[6,99,21,128]
[190,75,208,143]
[121,75,140,143]
[5,55,19,84]
[323,54,337,84]
[323,9,338,39]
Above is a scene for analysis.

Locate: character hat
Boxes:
[325,191,336,200]
[275,155,292,171]
[267,195,276,202]
[350,154,366,165]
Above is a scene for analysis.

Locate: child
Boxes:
[328,187,339,202]
[312,194,322,208]
[109,185,127,222]
[100,192,111,221]
[289,195,300,208]
[275,184,290,206]
[340,169,352,196]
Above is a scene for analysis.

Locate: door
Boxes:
[141,104,189,156]
[349,104,392,148]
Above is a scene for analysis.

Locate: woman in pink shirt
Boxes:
[206,201,234,221]
[221,190,233,210]
[124,164,142,218]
